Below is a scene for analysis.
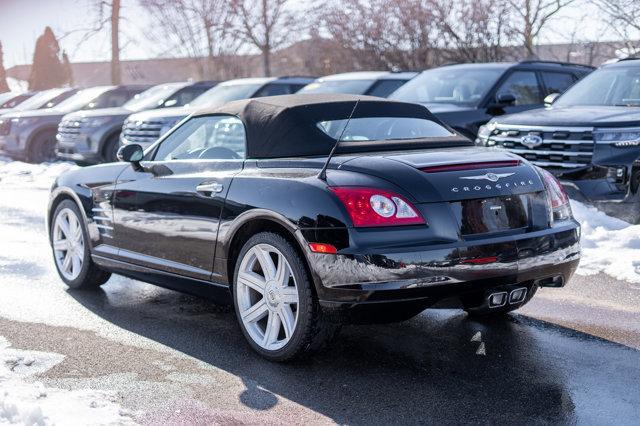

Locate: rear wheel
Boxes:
[233,232,339,361]
[27,131,57,163]
[51,200,111,289]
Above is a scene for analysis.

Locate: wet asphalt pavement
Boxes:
[1,183,639,424]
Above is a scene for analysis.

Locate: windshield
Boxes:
[317,117,454,141]
[0,93,33,109]
[555,66,640,107]
[123,83,186,111]
[299,80,374,95]
[391,67,505,106]
[13,88,67,111]
[189,84,262,108]
[54,86,112,113]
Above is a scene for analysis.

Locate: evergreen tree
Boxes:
[28,27,67,90]
[0,41,9,93]
[61,51,73,86]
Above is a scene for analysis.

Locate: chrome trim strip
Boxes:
[494,124,593,132]
[493,137,594,145]
[92,216,112,221]
[508,149,593,156]
[529,160,585,168]
[95,224,114,230]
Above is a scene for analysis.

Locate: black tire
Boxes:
[463,285,538,317]
[232,232,340,362]
[50,200,111,289]
[27,131,57,163]
[102,134,121,163]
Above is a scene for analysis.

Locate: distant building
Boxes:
[6,39,638,89]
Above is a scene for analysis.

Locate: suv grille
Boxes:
[0,119,11,136]
[488,126,594,169]
[122,119,163,144]
[57,119,84,140]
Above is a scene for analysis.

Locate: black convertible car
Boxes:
[47,94,580,361]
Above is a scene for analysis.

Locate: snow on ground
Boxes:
[0,158,638,284]
[570,200,640,283]
[0,336,136,425]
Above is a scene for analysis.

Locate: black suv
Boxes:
[56,81,217,164]
[0,85,149,162]
[390,61,593,139]
[478,58,640,223]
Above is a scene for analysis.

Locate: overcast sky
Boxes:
[0,0,629,69]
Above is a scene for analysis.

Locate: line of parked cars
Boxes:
[2,58,640,221]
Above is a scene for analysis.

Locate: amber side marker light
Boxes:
[309,243,338,254]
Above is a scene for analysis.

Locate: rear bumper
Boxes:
[309,222,580,318]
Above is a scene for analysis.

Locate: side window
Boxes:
[253,83,290,97]
[163,86,209,108]
[541,72,575,95]
[154,115,246,161]
[367,80,406,98]
[496,71,543,105]
[91,91,130,109]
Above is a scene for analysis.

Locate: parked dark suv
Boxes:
[0,85,149,162]
[56,81,217,164]
[121,76,314,149]
[298,71,417,98]
[390,61,593,139]
[478,58,640,223]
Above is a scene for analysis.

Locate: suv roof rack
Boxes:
[518,60,595,69]
[616,56,640,62]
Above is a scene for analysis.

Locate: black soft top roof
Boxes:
[193,93,470,159]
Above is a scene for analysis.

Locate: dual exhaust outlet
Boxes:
[488,287,527,308]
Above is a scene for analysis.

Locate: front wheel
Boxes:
[233,232,339,361]
[27,132,57,163]
[51,200,111,289]
[102,134,121,163]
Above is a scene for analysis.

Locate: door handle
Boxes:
[196,182,223,195]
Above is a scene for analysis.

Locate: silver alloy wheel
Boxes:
[236,243,300,351]
[52,207,85,281]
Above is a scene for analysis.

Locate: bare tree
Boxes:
[434,0,514,63]
[506,0,576,58]
[323,0,438,71]
[140,0,237,79]
[0,41,9,93]
[231,0,303,77]
[595,0,640,56]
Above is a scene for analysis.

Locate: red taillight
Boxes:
[537,167,572,221]
[421,160,520,173]
[309,243,338,254]
[330,187,425,227]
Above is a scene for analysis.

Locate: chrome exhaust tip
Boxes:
[509,287,527,304]
[488,292,508,308]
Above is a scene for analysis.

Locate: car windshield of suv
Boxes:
[390,67,505,106]
[298,80,375,95]
[317,117,454,141]
[123,83,187,111]
[189,84,262,108]
[554,67,640,107]
[54,86,113,113]
[12,88,67,111]
[0,93,33,108]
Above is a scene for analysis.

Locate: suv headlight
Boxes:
[476,121,497,146]
[594,127,640,147]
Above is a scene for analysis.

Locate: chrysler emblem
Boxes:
[460,172,515,182]
[521,133,543,149]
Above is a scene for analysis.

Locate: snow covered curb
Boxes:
[0,336,137,425]
[570,200,640,283]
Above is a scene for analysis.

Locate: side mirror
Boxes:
[495,92,516,106]
[117,144,144,170]
[544,93,560,107]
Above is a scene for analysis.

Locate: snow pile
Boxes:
[0,157,78,190]
[0,336,137,425]
[571,200,640,283]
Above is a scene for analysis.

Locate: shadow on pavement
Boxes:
[68,278,640,424]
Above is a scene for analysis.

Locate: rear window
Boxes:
[317,117,454,141]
